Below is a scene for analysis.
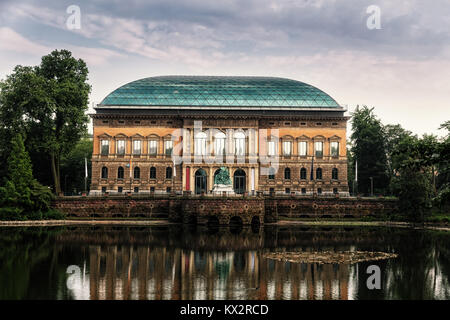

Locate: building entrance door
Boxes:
[195,169,207,194]
[233,169,246,194]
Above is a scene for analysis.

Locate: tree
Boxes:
[383,124,414,189]
[0,49,91,194]
[350,106,389,195]
[388,131,443,221]
[60,137,93,194]
[0,134,53,219]
[434,122,450,210]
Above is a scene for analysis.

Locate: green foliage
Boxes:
[60,137,93,194]
[350,105,448,222]
[0,49,91,193]
[391,168,433,222]
[0,134,62,220]
[350,106,389,195]
[387,125,444,221]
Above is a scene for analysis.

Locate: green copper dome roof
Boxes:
[98,76,340,109]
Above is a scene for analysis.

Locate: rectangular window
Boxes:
[195,137,206,155]
[150,187,155,193]
[149,140,158,155]
[101,140,109,156]
[118,187,123,193]
[285,188,291,194]
[268,141,276,156]
[283,141,292,156]
[215,138,225,155]
[134,187,139,193]
[166,187,172,193]
[330,141,339,157]
[301,188,306,194]
[298,141,307,156]
[117,140,126,155]
[165,140,173,156]
[235,138,245,156]
[133,140,141,155]
[315,141,323,157]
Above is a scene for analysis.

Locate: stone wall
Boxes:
[53,195,397,224]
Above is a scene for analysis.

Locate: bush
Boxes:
[42,209,66,220]
[25,211,43,220]
[0,207,26,221]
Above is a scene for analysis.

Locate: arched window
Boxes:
[117,166,124,179]
[300,168,307,180]
[214,131,226,155]
[268,167,276,180]
[101,166,108,179]
[234,131,246,156]
[150,167,156,179]
[284,168,291,180]
[166,167,173,179]
[316,168,322,180]
[332,168,338,180]
[194,131,207,155]
[134,166,140,179]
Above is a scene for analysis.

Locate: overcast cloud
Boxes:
[0,0,449,136]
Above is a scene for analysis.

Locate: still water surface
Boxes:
[0,224,449,300]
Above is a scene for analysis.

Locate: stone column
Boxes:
[251,167,255,193]
[208,167,213,192]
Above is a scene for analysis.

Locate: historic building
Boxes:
[90,76,349,196]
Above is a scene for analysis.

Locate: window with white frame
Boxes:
[101,140,109,155]
[298,141,307,157]
[165,140,173,156]
[234,131,245,156]
[330,141,339,157]
[117,140,126,155]
[283,141,292,156]
[314,141,323,157]
[149,140,158,155]
[133,140,141,155]
[215,131,226,155]
[268,140,276,156]
[194,132,207,155]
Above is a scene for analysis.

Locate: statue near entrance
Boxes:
[212,167,234,195]
[214,167,232,185]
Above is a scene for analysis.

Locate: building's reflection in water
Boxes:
[81,245,353,300]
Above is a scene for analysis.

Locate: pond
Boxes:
[0,224,448,300]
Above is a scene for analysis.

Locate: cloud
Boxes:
[0,26,124,66]
[1,0,449,135]
[0,27,50,55]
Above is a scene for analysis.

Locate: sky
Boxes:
[0,0,449,137]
